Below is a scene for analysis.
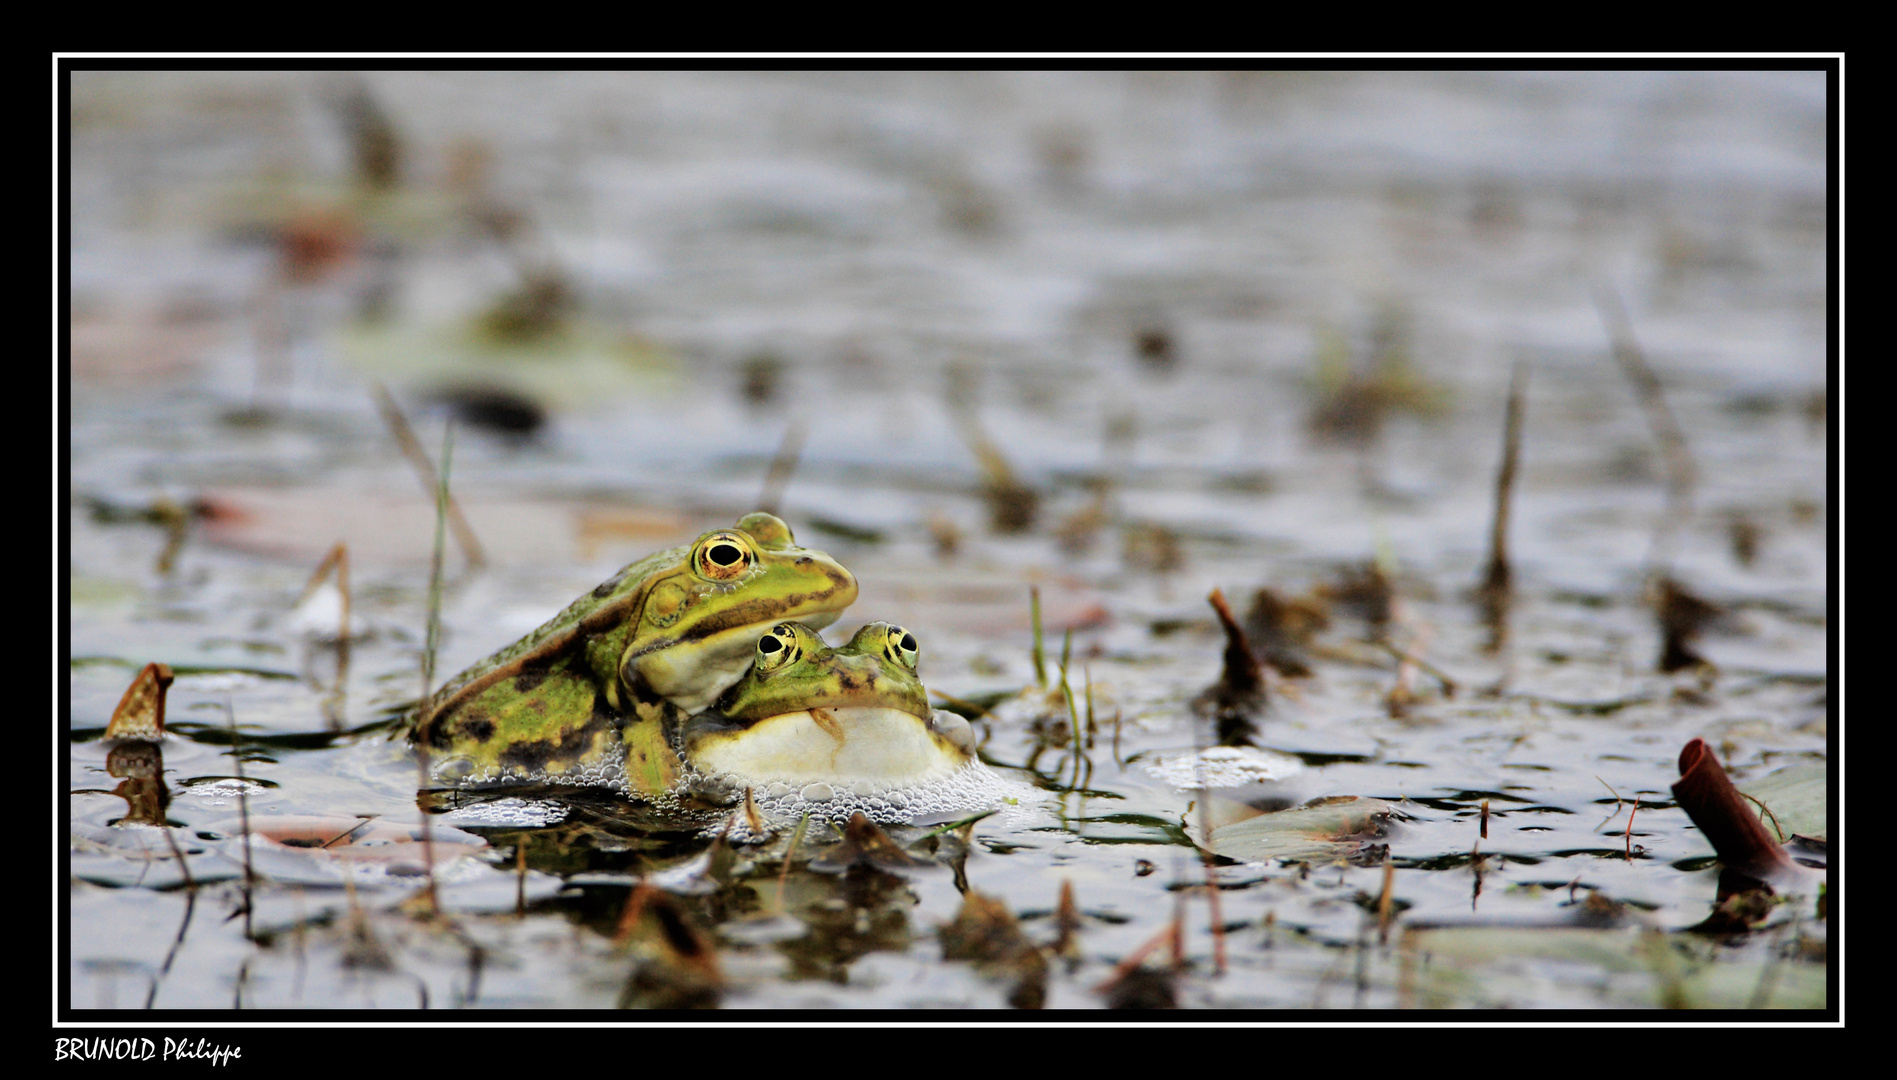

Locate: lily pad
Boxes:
[1203,795,1394,864]
[1738,761,1826,843]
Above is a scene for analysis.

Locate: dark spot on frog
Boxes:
[514,665,550,693]
[423,711,469,749]
[493,693,615,772]
[627,676,666,707]
[459,716,495,744]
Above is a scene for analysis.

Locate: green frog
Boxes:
[676,621,979,807]
[414,512,858,796]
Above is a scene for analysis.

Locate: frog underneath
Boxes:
[676,621,982,812]
[415,512,857,795]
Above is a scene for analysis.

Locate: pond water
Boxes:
[64,69,1832,1015]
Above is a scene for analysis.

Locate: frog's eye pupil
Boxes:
[709,543,744,567]
[900,633,917,653]
[758,635,783,655]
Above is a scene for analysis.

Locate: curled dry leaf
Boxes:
[1193,588,1266,745]
[105,662,174,740]
[1670,738,1801,889]
[808,812,927,874]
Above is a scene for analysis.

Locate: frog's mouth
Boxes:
[679,706,976,795]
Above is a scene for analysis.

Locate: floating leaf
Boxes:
[1738,761,1826,843]
[1204,795,1394,864]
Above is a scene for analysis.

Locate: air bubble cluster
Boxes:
[438,796,571,828]
[433,724,1039,830]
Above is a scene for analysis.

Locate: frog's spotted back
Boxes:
[412,512,856,796]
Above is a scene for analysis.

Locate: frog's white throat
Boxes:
[684,705,972,792]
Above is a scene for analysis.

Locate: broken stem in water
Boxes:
[374,382,486,570]
[414,421,456,919]
[1594,286,1697,563]
[757,419,807,518]
[226,699,254,942]
[1479,357,1528,652]
[1030,586,1047,690]
[775,813,811,913]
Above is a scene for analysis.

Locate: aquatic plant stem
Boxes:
[1376,859,1395,946]
[775,813,810,913]
[757,420,806,517]
[415,422,456,919]
[1479,358,1528,652]
[1594,287,1697,567]
[374,382,487,569]
[225,699,254,942]
[1030,586,1046,689]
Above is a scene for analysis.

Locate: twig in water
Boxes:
[413,422,457,920]
[1377,858,1396,946]
[1471,837,1487,912]
[1030,586,1047,690]
[1195,588,1266,745]
[299,542,353,645]
[1372,637,1457,697]
[1595,286,1697,555]
[515,836,528,918]
[1595,775,1626,831]
[756,420,807,517]
[1625,798,1639,860]
[1478,358,1529,652]
[917,809,998,840]
[1738,790,1787,843]
[1480,798,1490,840]
[1053,879,1082,962]
[947,377,1038,533]
[373,383,486,569]
[160,826,195,891]
[1202,871,1227,977]
[1083,663,1096,746]
[319,819,373,849]
[774,813,810,913]
[226,700,254,942]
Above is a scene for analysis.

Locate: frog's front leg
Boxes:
[618,696,685,799]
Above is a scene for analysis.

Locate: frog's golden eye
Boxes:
[754,624,801,673]
[696,533,753,582]
[883,624,919,671]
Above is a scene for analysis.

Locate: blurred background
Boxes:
[65,68,1833,1011]
[69,70,1828,635]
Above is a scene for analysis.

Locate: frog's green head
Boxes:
[679,621,977,797]
[624,513,858,713]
